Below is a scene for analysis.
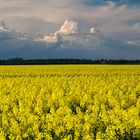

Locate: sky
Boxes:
[0,0,140,59]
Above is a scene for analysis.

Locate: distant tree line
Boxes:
[0,58,140,65]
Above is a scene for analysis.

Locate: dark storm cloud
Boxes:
[84,0,140,6]
[0,19,140,59]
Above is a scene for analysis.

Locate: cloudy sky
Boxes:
[0,0,140,59]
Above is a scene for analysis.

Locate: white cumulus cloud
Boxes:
[40,20,101,49]
[41,20,78,44]
[42,33,62,45]
[0,19,9,32]
[42,34,58,43]
[56,20,78,35]
[90,27,96,34]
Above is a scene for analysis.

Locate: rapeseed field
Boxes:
[0,65,140,140]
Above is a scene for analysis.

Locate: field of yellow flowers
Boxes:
[0,65,140,140]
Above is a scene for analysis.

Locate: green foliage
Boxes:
[0,65,140,139]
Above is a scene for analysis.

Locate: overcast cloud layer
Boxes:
[0,0,140,59]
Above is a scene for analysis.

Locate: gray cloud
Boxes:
[0,0,140,59]
[7,17,57,34]
[0,19,140,59]
[1,0,140,36]
[77,0,140,6]
[0,0,139,45]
